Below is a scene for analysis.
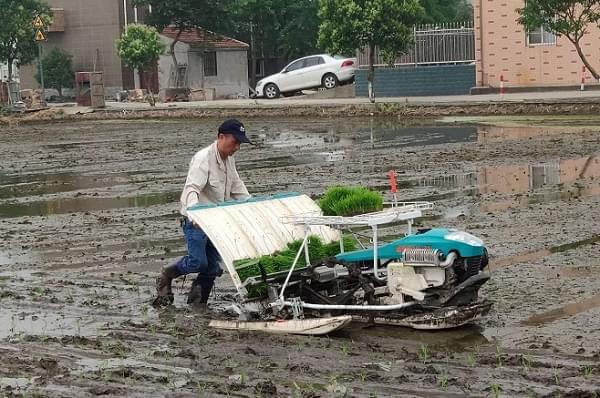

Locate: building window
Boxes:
[527,26,556,46]
[204,52,217,76]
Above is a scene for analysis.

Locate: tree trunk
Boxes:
[249,22,256,92]
[368,44,375,103]
[7,59,14,104]
[572,38,599,81]
[140,67,155,106]
[7,60,13,82]
[170,29,182,87]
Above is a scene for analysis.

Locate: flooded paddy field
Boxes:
[0,116,599,397]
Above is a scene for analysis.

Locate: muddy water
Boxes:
[1,117,599,397]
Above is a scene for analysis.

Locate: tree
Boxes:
[420,0,473,24]
[318,0,424,102]
[116,24,165,103]
[225,0,320,88]
[132,0,233,82]
[517,0,600,80]
[34,47,74,97]
[0,0,52,82]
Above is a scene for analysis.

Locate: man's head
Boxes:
[216,119,252,159]
[217,119,252,159]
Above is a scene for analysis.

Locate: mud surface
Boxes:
[1,116,599,397]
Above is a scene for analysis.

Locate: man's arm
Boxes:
[229,161,250,200]
[182,155,209,209]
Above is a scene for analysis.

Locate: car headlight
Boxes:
[256,80,264,87]
[444,230,484,247]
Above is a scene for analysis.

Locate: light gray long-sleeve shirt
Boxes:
[180,141,250,217]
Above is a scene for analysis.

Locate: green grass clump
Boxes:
[234,235,356,298]
[319,186,383,216]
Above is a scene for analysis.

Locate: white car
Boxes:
[254,54,356,99]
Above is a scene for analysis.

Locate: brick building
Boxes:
[474,0,600,89]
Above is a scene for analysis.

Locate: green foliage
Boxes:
[0,0,52,80]
[319,186,383,216]
[34,47,74,97]
[317,0,424,63]
[517,0,600,79]
[116,24,164,71]
[234,235,357,297]
[227,0,320,61]
[133,0,233,33]
[419,0,472,24]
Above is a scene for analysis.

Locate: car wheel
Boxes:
[264,83,280,99]
[322,73,339,89]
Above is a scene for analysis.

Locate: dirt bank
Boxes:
[3,100,600,126]
[0,116,599,397]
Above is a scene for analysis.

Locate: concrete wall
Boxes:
[201,50,249,98]
[355,64,475,97]
[20,0,127,96]
[474,0,600,88]
[159,36,249,99]
[1,62,18,81]
[158,39,190,89]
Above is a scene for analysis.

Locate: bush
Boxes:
[319,186,383,216]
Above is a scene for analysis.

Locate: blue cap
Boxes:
[218,118,253,144]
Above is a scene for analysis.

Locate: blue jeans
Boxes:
[175,218,222,277]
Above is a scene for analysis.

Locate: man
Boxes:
[153,118,252,308]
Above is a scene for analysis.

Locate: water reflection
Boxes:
[0,170,149,200]
[257,123,477,153]
[0,191,178,218]
[476,125,598,144]
[409,153,600,211]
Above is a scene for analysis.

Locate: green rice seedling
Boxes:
[319,186,356,216]
[234,235,357,298]
[490,383,502,398]
[418,343,429,364]
[319,186,383,216]
[465,352,477,367]
[439,374,449,390]
[495,343,503,367]
[340,343,349,356]
[582,365,595,378]
[553,364,561,386]
[521,354,531,372]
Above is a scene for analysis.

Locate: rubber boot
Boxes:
[187,276,215,311]
[152,262,183,307]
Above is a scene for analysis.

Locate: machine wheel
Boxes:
[322,73,339,89]
[264,83,280,99]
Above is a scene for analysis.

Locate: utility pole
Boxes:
[33,15,46,106]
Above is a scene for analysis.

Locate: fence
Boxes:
[357,21,475,68]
